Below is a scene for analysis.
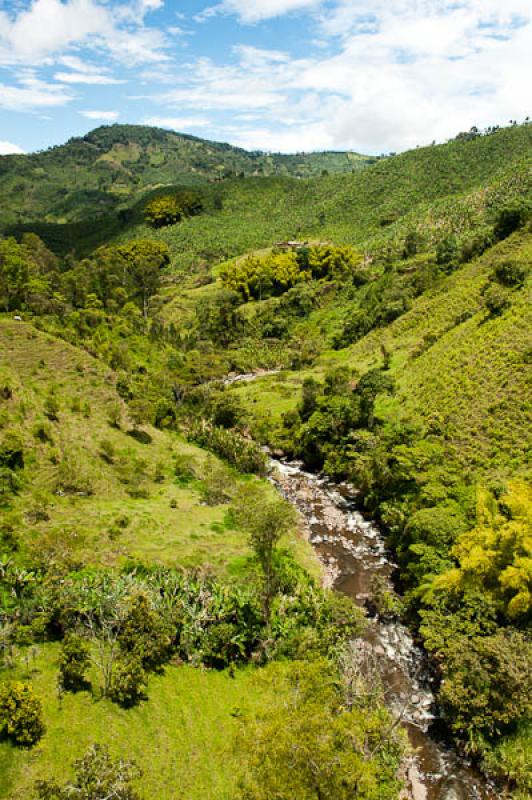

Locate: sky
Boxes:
[0,0,531,156]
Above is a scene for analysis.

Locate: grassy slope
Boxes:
[0,318,316,574]
[230,229,532,484]
[0,644,282,800]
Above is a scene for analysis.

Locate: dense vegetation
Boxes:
[1,121,531,799]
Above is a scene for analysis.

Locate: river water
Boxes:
[269,458,496,800]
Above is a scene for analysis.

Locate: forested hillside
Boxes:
[0,122,530,800]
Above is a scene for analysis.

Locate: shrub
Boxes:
[109,655,147,707]
[44,393,60,421]
[173,453,197,483]
[200,458,235,506]
[98,438,115,463]
[144,195,182,228]
[35,743,141,800]
[33,420,54,443]
[58,633,90,692]
[0,681,45,746]
[118,594,172,671]
[190,422,267,475]
[144,191,202,228]
[493,259,528,288]
[483,284,511,316]
[236,659,403,800]
[0,431,24,470]
[436,234,460,271]
[202,622,242,668]
[493,202,530,241]
[459,228,493,262]
[56,450,95,496]
[439,631,532,739]
[106,402,122,428]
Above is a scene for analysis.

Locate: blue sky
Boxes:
[0,0,530,155]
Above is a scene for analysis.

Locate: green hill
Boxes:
[0,318,316,573]
[229,228,531,482]
[0,124,370,226]
[8,123,529,267]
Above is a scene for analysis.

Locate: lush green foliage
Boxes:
[58,634,91,692]
[220,245,363,300]
[0,120,531,798]
[144,191,203,228]
[431,484,532,620]
[0,681,45,746]
[236,659,403,800]
[232,485,297,621]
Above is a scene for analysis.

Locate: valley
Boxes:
[0,121,530,800]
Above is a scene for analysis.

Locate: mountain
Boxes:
[0,124,371,226]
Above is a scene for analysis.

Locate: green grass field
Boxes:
[0,643,283,800]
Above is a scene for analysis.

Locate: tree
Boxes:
[439,630,532,739]
[493,259,528,288]
[356,368,394,429]
[436,234,460,271]
[114,240,170,318]
[483,283,511,316]
[232,486,296,622]
[144,195,183,228]
[36,743,141,800]
[494,202,530,241]
[0,681,45,746]
[118,594,171,670]
[298,377,320,421]
[0,237,30,312]
[432,483,532,620]
[108,655,147,707]
[196,289,241,346]
[144,191,203,228]
[236,660,403,800]
[66,575,132,698]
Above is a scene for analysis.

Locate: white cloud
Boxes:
[80,109,120,121]
[54,71,125,84]
[145,54,290,111]
[0,0,168,66]
[0,140,25,154]
[167,0,532,153]
[142,115,211,130]
[54,55,126,84]
[197,0,321,24]
[0,75,74,111]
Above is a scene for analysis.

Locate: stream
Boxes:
[269,458,496,800]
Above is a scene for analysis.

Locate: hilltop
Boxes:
[0,124,370,226]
